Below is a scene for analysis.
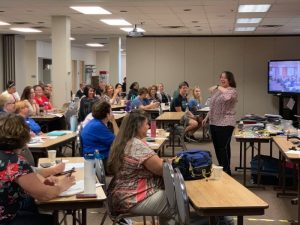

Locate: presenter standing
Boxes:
[202,71,237,175]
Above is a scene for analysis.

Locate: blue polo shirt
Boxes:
[81,118,115,158]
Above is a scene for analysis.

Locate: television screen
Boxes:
[268,60,300,94]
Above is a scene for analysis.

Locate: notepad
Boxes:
[47,131,67,136]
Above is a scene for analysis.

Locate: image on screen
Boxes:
[268,60,300,94]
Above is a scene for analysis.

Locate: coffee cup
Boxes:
[211,165,223,180]
[120,99,126,106]
[47,150,57,164]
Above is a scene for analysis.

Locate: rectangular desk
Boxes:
[234,129,272,187]
[273,136,300,225]
[32,113,65,132]
[28,132,77,157]
[111,104,126,111]
[156,112,186,155]
[185,172,268,225]
[146,129,170,156]
[37,157,106,225]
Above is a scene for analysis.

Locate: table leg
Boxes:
[72,140,76,157]
[269,139,273,157]
[257,142,262,185]
[237,216,243,225]
[53,210,59,225]
[82,209,87,225]
[243,142,247,186]
[209,216,217,225]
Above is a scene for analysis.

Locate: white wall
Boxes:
[72,47,96,64]
[96,51,109,74]
[25,40,37,85]
[127,36,300,118]
[14,35,26,95]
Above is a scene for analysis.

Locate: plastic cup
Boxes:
[211,165,223,180]
[47,150,56,164]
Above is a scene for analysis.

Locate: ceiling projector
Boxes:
[128,24,144,37]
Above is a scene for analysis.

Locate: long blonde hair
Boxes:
[190,86,203,103]
[107,109,148,174]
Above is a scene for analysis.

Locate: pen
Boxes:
[68,167,75,177]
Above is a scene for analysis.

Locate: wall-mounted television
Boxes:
[268,60,300,95]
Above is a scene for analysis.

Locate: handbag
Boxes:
[172,149,212,180]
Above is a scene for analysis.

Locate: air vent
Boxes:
[162,26,185,29]
[259,24,283,28]
[12,21,30,25]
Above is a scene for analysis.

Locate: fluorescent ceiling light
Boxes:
[101,19,131,26]
[86,43,104,47]
[10,27,42,33]
[235,27,256,32]
[237,18,262,24]
[238,4,271,13]
[120,27,145,32]
[0,21,10,25]
[70,6,111,15]
[70,37,75,40]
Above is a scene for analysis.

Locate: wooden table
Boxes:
[111,104,126,111]
[233,129,272,187]
[156,112,185,155]
[28,132,77,157]
[186,172,269,225]
[37,157,106,225]
[273,136,300,225]
[146,129,170,156]
[32,113,65,132]
[113,112,127,121]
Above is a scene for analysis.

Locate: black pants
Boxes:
[6,210,53,225]
[210,125,234,175]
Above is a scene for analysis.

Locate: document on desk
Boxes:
[65,163,84,171]
[59,180,103,197]
[286,150,300,155]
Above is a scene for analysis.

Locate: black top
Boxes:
[78,97,98,122]
[171,94,188,112]
[75,89,84,99]
[127,89,138,101]
[160,92,170,103]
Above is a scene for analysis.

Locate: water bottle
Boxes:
[84,153,96,194]
[70,115,78,132]
[185,102,189,113]
[150,120,157,138]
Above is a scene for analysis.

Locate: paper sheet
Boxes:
[65,163,84,171]
[59,180,103,197]
[287,97,295,110]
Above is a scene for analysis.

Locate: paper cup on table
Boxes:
[120,99,126,106]
[47,150,56,164]
[211,165,223,180]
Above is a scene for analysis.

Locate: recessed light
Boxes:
[120,27,145,32]
[70,6,111,15]
[235,27,256,32]
[238,4,271,13]
[237,18,262,24]
[86,43,104,47]
[101,19,131,26]
[70,37,75,41]
[10,27,42,33]
[0,21,10,25]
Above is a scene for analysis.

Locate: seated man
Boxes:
[130,87,159,110]
[171,82,200,142]
[81,101,119,170]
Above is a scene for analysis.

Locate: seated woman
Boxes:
[127,82,139,101]
[148,85,161,103]
[78,85,98,122]
[33,85,53,112]
[0,114,75,225]
[15,101,42,136]
[188,86,204,115]
[81,101,119,168]
[21,86,39,116]
[107,109,177,225]
[103,84,122,105]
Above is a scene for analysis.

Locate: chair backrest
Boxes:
[95,159,107,192]
[20,147,35,166]
[174,168,190,225]
[163,161,177,214]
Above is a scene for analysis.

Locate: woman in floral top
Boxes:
[107,110,177,225]
[0,114,75,225]
[202,71,238,175]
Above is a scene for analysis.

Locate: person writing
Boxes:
[202,71,238,175]
[0,114,75,225]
